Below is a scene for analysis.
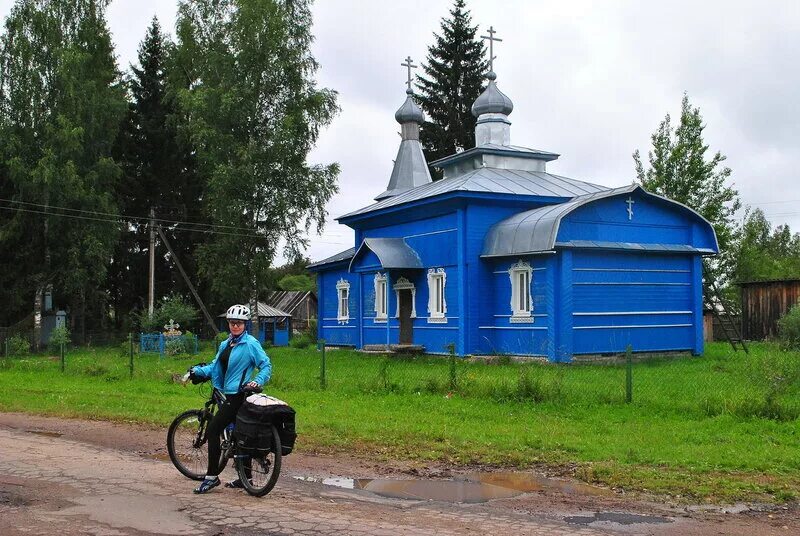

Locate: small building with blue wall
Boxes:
[308,63,717,361]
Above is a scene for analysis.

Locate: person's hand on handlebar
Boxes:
[244,381,262,391]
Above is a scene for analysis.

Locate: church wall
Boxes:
[317,266,359,346]
[557,191,713,248]
[569,250,697,355]
[359,267,461,353]
[464,202,557,357]
[475,256,554,358]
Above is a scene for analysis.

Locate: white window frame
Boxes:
[336,278,350,324]
[427,268,447,323]
[509,260,534,323]
[392,276,417,318]
[374,272,388,322]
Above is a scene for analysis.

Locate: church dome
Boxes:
[395,88,425,124]
[471,72,513,117]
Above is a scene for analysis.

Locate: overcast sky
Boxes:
[2,0,799,263]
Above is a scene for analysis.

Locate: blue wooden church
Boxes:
[308,55,717,361]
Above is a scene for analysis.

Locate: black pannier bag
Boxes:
[235,396,297,456]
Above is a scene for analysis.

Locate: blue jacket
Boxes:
[193,334,271,394]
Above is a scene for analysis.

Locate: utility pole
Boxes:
[148,207,155,316]
[156,226,219,335]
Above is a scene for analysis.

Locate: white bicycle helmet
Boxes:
[226,304,251,320]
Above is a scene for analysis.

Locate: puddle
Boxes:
[294,471,610,504]
[565,512,671,526]
[26,430,63,438]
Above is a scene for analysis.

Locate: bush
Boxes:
[165,336,189,356]
[215,331,229,348]
[47,326,71,354]
[306,318,318,343]
[289,332,314,349]
[777,305,800,349]
[6,335,30,356]
[135,294,199,333]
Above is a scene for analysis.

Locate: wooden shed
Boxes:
[740,279,800,340]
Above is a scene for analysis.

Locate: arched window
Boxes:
[509,260,533,322]
[374,272,387,322]
[427,268,447,323]
[336,278,350,323]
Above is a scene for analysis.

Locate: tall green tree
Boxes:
[172,0,339,309]
[110,17,204,330]
[0,0,126,339]
[633,93,741,276]
[732,208,800,283]
[416,0,486,179]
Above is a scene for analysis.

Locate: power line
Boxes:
[0,203,350,245]
[0,197,264,233]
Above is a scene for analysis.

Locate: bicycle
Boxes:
[166,370,282,497]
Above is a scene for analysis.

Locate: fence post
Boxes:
[625,344,633,403]
[129,333,134,379]
[60,342,65,373]
[4,338,7,359]
[447,342,457,392]
[318,339,327,389]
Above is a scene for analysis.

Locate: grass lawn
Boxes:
[0,341,797,503]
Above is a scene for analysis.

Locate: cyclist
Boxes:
[190,304,272,494]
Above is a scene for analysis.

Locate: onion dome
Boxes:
[471,71,514,117]
[395,88,425,124]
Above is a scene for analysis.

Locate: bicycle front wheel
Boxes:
[236,425,282,497]
[167,409,227,480]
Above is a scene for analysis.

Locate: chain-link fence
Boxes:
[1,336,797,421]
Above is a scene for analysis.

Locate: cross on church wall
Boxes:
[480,26,503,72]
[401,55,417,90]
[626,197,635,220]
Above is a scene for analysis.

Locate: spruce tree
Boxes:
[416,0,487,179]
[110,17,204,330]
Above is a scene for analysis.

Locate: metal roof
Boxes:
[482,184,719,257]
[340,168,608,220]
[307,247,356,270]
[430,144,560,169]
[264,290,315,315]
[555,240,716,254]
[472,74,513,116]
[349,238,423,271]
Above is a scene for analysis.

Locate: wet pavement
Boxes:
[0,426,615,535]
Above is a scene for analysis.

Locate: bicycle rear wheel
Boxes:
[167,410,228,480]
[236,424,282,497]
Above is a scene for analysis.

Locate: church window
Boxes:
[427,268,447,323]
[374,273,388,322]
[336,279,350,323]
[509,261,533,322]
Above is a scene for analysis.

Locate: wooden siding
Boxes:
[740,280,800,340]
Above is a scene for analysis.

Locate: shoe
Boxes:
[225,478,245,489]
[193,477,220,494]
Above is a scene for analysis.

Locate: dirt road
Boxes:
[0,413,795,535]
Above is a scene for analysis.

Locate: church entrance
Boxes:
[398,289,413,344]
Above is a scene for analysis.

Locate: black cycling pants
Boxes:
[206,393,244,476]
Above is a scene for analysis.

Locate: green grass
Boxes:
[0,342,798,503]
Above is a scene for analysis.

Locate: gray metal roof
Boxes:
[264,290,315,315]
[555,240,716,254]
[348,238,423,271]
[482,184,719,257]
[375,139,432,200]
[307,247,355,269]
[340,168,608,220]
[430,144,560,168]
